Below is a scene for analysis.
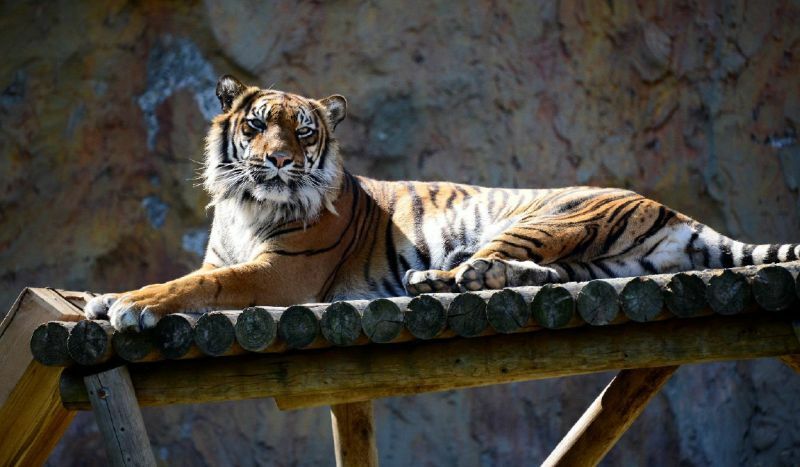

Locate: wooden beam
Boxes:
[59,313,800,411]
[0,288,87,465]
[542,366,678,467]
[85,366,156,467]
[330,401,379,467]
[35,262,800,367]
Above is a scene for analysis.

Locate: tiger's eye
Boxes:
[296,127,315,138]
[246,118,266,131]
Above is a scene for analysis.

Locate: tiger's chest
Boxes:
[205,201,273,266]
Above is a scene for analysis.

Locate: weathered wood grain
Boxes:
[0,288,85,466]
[84,366,156,466]
[60,313,800,411]
[542,366,678,467]
[330,401,379,467]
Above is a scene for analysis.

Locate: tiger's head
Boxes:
[203,75,346,222]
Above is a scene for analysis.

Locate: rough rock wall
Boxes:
[0,0,798,465]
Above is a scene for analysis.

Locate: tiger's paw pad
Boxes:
[403,269,454,295]
[84,294,118,320]
[455,258,507,291]
[106,298,162,333]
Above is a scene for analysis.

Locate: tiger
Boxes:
[85,75,800,332]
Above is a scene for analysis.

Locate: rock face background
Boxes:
[1,0,799,465]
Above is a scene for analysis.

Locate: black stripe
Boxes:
[578,262,597,279]
[640,258,657,274]
[408,184,431,269]
[494,239,542,262]
[606,198,640,223]
[719,238,734,268]
[765,244,780,263]
[786,245,798,262]
[686,232,699,269]
[594,260,614,277]
[454,186,471,201]
[559,262,577,281]
[268,175,358,256]
[219,119,231,164]
[560,224,599,261]
[233,89,262,115]
[398,255,412,274]
[445,190,457,210]
[600,202,641,255]
[741,243,756,266]
[384,193,403,288]
[322,179,374,299]
[505,231,545,248]
[633,207,675,247]
[362,195,382,289]
[428,183,440,208]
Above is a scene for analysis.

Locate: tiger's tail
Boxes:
[687,222,800,269]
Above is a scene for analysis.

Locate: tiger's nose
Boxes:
[265,151,292,168]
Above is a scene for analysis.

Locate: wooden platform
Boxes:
[3,262,800,466]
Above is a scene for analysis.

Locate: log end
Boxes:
[620,277,664,322]
[235,307,277,352]
[362,298,403,343]
[321,302,362,346]
[577,280,620,326]
[752,266,797,312]
[67,320,113,366]
[195,312,236,356]
[531,285,575,329]
[486,289,529,333]
[706,270,752,315]
[664,273,708,318]
[279,305,320,349]
[405,295,447,339]
[155,313,196,359]
[112,330,156,362]
[30,321,72,366]
[448,293,488,337]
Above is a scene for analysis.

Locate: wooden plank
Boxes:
[541,366,678,467]
[330,401,379,467]
[0,288,84,465]
[85,366,156,467]
[60,313,800,410]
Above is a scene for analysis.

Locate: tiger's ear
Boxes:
[320,95,347,130]
[216,75,246,112]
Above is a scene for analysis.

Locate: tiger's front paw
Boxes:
[84,294,118,320]
[85,288,185,332]
[105,294,166,332]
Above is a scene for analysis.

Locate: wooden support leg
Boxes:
[779,355,800,373]
[84,366,156,467]
[330,400,379,467]
[542,366,679,467]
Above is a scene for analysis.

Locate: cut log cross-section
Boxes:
[28,262,800,368]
